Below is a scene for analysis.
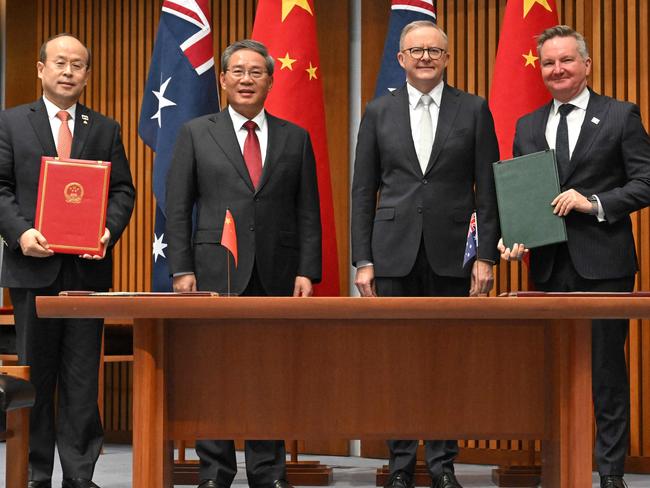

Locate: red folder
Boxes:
[34,157,111,255]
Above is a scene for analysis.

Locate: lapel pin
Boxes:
[81,114,89,124]
[591,117,600,125]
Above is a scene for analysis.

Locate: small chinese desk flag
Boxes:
[222,209,238,268]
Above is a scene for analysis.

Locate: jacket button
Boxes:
[417,207,423,214]
[422,178,428,184]
[249,225,255,231]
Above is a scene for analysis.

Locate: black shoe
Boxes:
[431,473,462,488]
[271,480,294,488]
[600,476,628,488]
[28,481,52,488]
[385,472,414,488]
[197,481,220,488]
[61,480,100,488]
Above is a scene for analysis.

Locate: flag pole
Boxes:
[227,251,231,296]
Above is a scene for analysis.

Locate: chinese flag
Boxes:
[222,209,238,268]
[252,0,340,296]
[489,0,559,159]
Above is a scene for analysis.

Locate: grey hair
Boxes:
[399,20,448,51]
[221,39,275,76]
[536,25,590,59]
[39,33,92,70]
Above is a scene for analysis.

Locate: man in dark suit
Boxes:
[499,25,650,488]
[351,21,499,488]
[0,33,135,488]
[165,39,321,488]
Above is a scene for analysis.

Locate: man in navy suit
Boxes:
[0,34,135,488]
[351,21,499,488]
[500,25,650,488]
[165,39,321,488]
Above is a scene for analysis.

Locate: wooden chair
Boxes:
[0,365,35,488]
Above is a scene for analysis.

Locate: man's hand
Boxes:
[173,273,197,292]
[469,260,494,296]
[551,189,592,216]
[19,228,54,258]
[81,228,110,260]
[293,276,313,297]
[354,265,377,297]
[497,238,529,262]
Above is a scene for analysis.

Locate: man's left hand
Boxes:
[293,276,313,297]
[469,260,494,297]
[80,228,110,260]
[551,189,592,216]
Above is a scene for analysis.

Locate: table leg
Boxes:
[542,319,592,487]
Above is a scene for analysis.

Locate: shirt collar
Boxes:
[552,86,590,115]
[228,105,267,131]
[42,95,77,121]
[406,80,444,108]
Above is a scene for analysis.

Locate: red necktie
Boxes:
[56,110,72,160]
[243,120,262,188]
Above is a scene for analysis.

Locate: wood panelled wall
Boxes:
[3,0,650,470]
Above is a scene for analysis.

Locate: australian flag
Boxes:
[138,0,220,291]
[374,0,437,98]
[463,211,478,268]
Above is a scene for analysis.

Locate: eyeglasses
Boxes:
[226,68,268,80]
[402,47,446,60]
[49,59,87,72]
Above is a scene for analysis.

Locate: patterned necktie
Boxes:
[555,103,575,183]
[56,110,73,160]
[417,94,433,173]
[243,120,262,188]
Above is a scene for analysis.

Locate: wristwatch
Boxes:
[587,195,598,215]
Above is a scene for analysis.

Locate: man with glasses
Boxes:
[351,21,499,488]
[0,33,135,488]
[165,39,321,488]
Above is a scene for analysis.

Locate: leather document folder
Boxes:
[35,157,111,255]
[493,149,567,249]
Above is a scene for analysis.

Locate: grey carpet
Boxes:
[1,444,649,487]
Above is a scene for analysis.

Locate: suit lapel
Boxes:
[425,84,460,175]
[27,99,57,157]
[390,86,422,176]
[70,103,92,158]
[207,110,255,192]
[533,102,552,152]
[257,113,287,193]
[565,90,607,181]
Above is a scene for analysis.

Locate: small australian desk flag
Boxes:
[463,211,478,268]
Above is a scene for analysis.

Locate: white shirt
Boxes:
[228,106,268,166]
[42,95,77,151]
[407,80,443,173]
[545,86,589,158]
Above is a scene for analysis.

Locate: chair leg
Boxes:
[5,407,30,488]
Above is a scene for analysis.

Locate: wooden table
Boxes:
[36,296,650,488]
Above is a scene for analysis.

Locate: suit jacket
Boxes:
[0,98,135,290]
[165,110,322,296]
[351,84,500,278]
[513,89,650,283]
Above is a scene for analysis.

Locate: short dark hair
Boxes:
[536,25,590,59]
[221,39,274,76]
[39,33,92,70]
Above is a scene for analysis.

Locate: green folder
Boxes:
[492,149,567,249]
